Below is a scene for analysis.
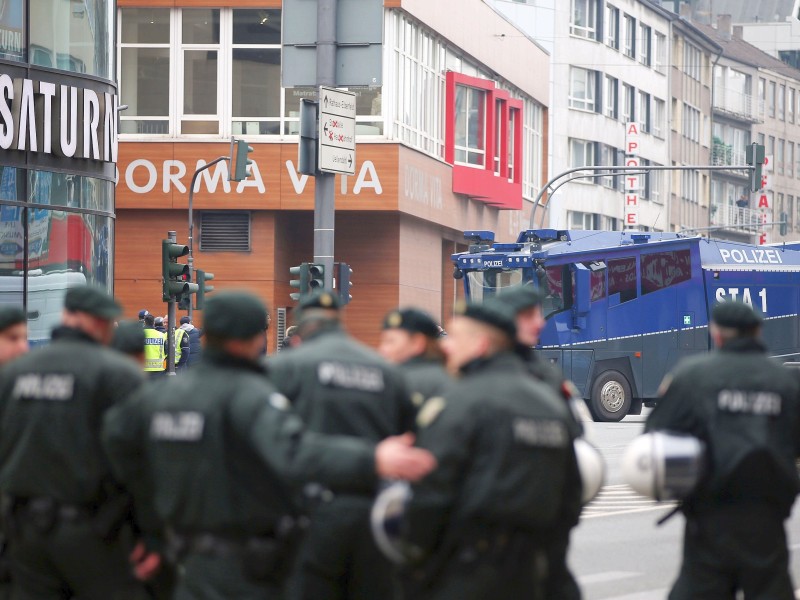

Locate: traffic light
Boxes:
[229,138,254,182]
[780,212,788,236]
[196,269,215,310]
[746,142,766,192]
[161,240,198,301]
[289,263,310,301]
[309,263,325,290]
[337,262,353,305]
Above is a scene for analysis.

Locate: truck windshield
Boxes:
[466,269,524,302]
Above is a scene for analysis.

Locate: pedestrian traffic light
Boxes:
[309,263,325,290]
[746,142,766,193]
[195,269,215,310]
[161,239,198,301]
[229,138,254,182]
[337,262,352,305]
[289,263,310,301]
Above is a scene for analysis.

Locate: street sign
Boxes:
[318,86,356,175]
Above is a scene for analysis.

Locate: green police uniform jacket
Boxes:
[398,356,452,411]
[405,351,580,553]
[0,326,144,504]
[267,325,416,473]
[646,337,800,518]
[102,348,379,537]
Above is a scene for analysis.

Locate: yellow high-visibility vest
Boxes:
[143,328,166,372]
[174,328,187,365]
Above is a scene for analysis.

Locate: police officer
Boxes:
[267,290,417,600]
[378,308,452,409]
[0,306,28,367]
[143,313,167,376]
[401,300,581,600]
[495,286,585,599]
[173,322,190,372]
[645,301,800,599]
[0,285,150,600]
[179,316,203,366]
[111,320,146,368]
[102,290,435,600]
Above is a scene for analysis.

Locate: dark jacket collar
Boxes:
[203,347,267,375]
[459,350,525,376]
[719,336,767,354]
[51,325,99,346]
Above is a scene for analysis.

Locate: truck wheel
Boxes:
[590,370,632,422]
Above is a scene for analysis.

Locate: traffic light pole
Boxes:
[314,0,336,289]
[187,156,228,319]
[166,230,177,376]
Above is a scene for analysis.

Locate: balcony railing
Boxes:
[710,202,761,233]
[713,88,761,122]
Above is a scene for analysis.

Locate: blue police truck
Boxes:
[452,229,800,422]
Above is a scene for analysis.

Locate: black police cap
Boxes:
[0,305,26,332]
[382,308,440,338]
[298,289,342,312]
[711,301,763,330]
[496,286,545,314]
[111,320,145,355]
[455,299,517,341]
[64,285,122,320]
[204,290,269,339]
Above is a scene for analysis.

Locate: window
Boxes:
[199,211,251,252]
[605,4,619,49]
[639,24,651,66]
[650,168,663,204]
[653,98,665,138]
[654,32,667,74]
[608,256,637,302]
[796,195,800,231]
[779,84,786,120]
[682,103,700,142]
[683,42,701,80]
[542,265,572,317]
[622,83,635,123]
[778,139,785,175]
[569,67,598,112]
[789,196,795,231]
[788,142,794,178]
[454,85,486,167]
[119,9,171,134]
[598,143,618,188]
[623,14,635,58]
[790,89,795,123]
[758,77,766,115]
[571,0,599,39]
[604,75,618,119]
[569,211,600,230]
[768,81,776,117]
[181,9,221,135]
[767,135,775,155]
[641,250,692,295]
[681,170,699,203]
[570,138,595,172]
[639,91,651,133]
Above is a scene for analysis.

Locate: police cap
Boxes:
[0,305,26,332]
[111,320,145,355]
[138,309,150,319]
[298,289,341,312]
[496,286,545,314]
[455,299,517,341]
[154,317,164,327]
[204,290,269,339]
[180,316,191,325]
[711,301,763,331]
[382,308,440,338]
[64,285,122,320]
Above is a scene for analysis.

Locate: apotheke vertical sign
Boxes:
[318,86,356,176]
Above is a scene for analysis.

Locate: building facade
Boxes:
[114,0,549,348]
[0,0,118,343]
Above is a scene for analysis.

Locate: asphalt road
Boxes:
[570,410,800,600]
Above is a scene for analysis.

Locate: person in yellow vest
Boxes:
[143,314,166,377]
[173,324,189,373]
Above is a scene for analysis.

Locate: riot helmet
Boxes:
[621,431,706,501]
[370,481,424,565]
[574,438,605,504]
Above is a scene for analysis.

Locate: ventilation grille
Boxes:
[276,307,287,352]
[199,212,251,252]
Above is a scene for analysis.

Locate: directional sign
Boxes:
[318,86,356,175]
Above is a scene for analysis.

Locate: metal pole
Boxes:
[187,156,228,319]
[167,230,177,376]
[529,164,755,228]
[315,0,337,288]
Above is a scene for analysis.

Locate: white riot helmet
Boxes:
[574,438,605,504]
[622,431,706,501]
[370,481,424,565]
